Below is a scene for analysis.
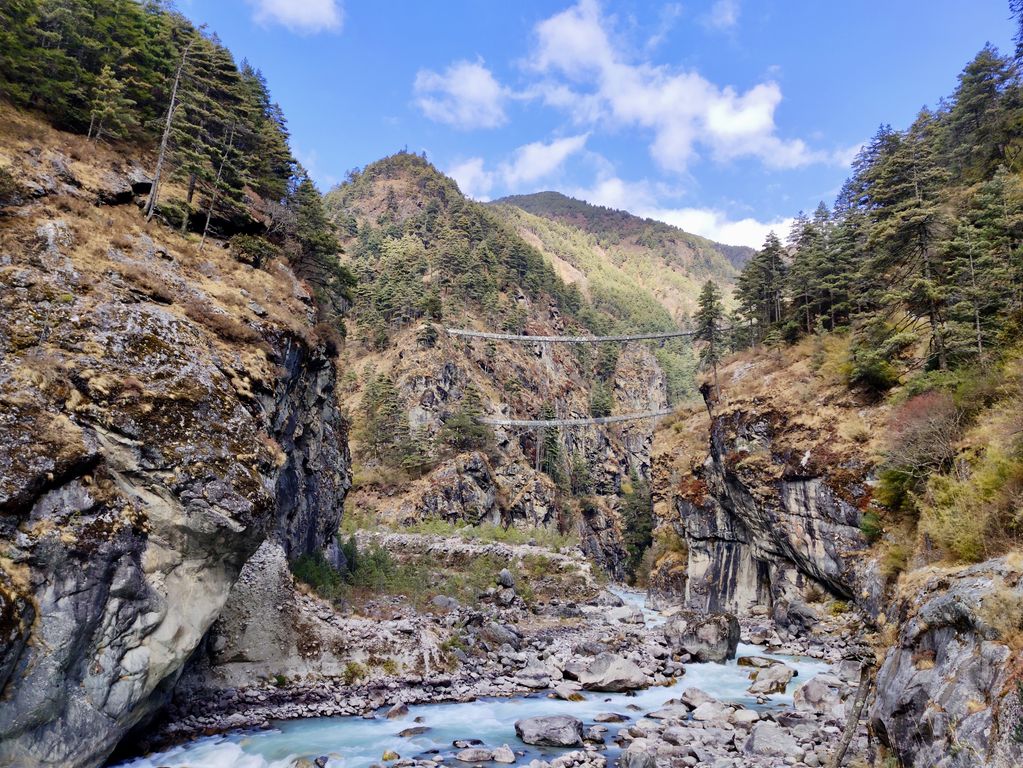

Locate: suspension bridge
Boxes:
[446,328,699,344]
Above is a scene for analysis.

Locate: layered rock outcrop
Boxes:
[870,558,1023,768]
[0,127,350,768]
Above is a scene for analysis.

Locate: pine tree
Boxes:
[288,170,356,325]
[865,109,953,370]
[736,232,787,344]
[945,44,1016,182]
[538,403,562,482]
[589,381,613,417]
[439,385,494,454]
[694,280,725,393]
[87,64,136,141]
[358,374,409,465]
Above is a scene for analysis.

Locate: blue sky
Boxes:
[179,0,1014,246]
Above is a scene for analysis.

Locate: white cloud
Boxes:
[248,0,343,33]
[449,134,589,199]
[703,0,739,31]
[448,157,494,199]
[529,0,846,172]
[501,134,589,186]
[641,206,793,248]
[414,60,509,130]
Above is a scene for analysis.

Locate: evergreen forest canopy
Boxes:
[719,33,1023,564]
[0,0,354,330]
[731,41,1023,380]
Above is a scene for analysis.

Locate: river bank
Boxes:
[112,578,873,768]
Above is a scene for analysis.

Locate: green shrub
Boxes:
[231,234,279,267]
[342,661,367,685]
[292,551,346,601]
[859,510,883,542]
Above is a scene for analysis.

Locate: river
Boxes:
[112,589,829,768]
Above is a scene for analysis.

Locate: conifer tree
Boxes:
[865,109,953,370]
[439,385,494,454]
[538,403,562,482]
[87,64,136,142]
[694,280,725,393]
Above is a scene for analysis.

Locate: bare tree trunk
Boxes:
[198,123,236,253]
[145,40,193,221]
[826,660,874,768]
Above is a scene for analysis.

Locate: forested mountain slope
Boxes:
[322,154,670,578]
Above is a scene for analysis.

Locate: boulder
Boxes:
[577,653,649,692]
[606,605,644,624]
[747,662,796,695]
[742,721,798,758]
[588,589,626,607]
[398,726,430,737]
[431,595,460,611]
[690,700,734,724]
[662,610,739,662]
[493,745,516,763]
[593,712,629,723]
[456,748,494,762]
[618,740,655,768]
[497,568,515,589]
[516,666,551,689]
[794,674,847,720]
[386,703,409,719]
[514,715,584,747]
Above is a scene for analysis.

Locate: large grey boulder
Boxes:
[606,605,644,624]
[794,674,847,720]
[662,610,739,662]
[747,661,796,695]
[514,715,584,746]
[577,653,649,692]
[742,721,799,758]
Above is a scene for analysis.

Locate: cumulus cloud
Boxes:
[501,134,589,186]
[529,0,844,172]
[414,60,509,129]
[248,0,343,33]
[448,134,589,199]
[641,206,793,248]
[448,157,495,199]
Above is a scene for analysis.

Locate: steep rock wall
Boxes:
[870,558,1023,768]
[0,137,350,768]
[673,406,873,623]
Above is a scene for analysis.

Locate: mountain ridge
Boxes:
[492,190,754,270]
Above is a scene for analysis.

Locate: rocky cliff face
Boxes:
[870,558,1023,768]
[0,115,350,768]
[653,347,1023,766]
[652,353,880,627]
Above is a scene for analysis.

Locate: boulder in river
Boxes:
[747,662,796,695]
[456,748,494,762]
[492,744,516,763]
[514,715,584,746]
[577,652,649,692]
[662,610,739,662]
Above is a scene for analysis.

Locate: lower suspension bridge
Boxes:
[445,326,696,428]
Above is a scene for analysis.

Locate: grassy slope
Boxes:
[493,191,751,320]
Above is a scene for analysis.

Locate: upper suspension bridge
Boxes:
[446,326,701,428]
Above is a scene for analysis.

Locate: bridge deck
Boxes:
[479,409,673,428]
[446,328,696,344]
